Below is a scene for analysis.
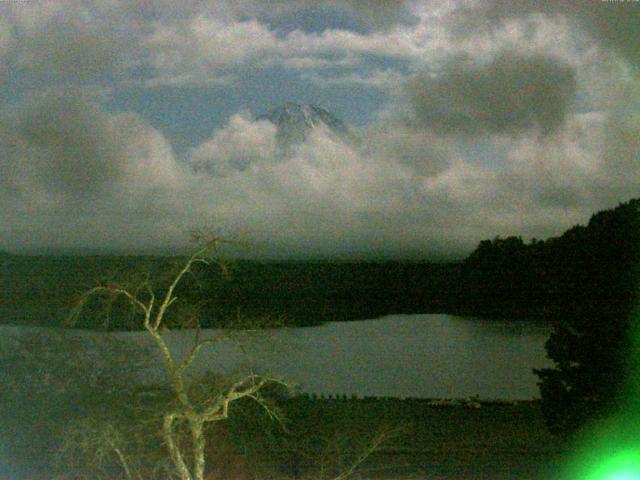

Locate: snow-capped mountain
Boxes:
[188,103,356,177]
[257,102,355,150]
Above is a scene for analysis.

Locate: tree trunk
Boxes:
[191,418,206,480]
[163,413,192,480]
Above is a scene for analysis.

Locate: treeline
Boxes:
[0,254,458,328]
[454,198,640,320]
[2,198,639,329]
[192,261,458,326]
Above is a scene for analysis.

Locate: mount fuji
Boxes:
[257,102,356,151]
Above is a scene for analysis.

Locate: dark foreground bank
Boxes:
[2,396,566,480]
[273,397,565,480]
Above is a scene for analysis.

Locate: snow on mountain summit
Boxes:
[188,103,356,177]
[256,102,353,149]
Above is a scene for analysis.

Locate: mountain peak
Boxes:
[257,102,352,149]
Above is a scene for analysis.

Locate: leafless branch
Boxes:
[332,428,393,480]
[63,236,287,480]
[176,335,227,376]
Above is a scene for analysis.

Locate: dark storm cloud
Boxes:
[450,0,640,67]
[445,0,640,208]
[16,91,127,196]
[2,87,179,205]
[0,87,182,253]
[407,51,577,136]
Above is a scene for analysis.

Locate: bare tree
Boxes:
[62,236,401,480]
[68,237,285,480]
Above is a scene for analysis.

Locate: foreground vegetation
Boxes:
[279,396,564,480]
[0,383,563,480]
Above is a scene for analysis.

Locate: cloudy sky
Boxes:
[1,0,638,258]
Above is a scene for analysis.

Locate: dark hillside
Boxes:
[454,198,640,320]
[1,255,458,329]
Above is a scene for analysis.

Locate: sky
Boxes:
[0,0,638,259]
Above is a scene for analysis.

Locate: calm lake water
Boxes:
[277,314,553,399]
[1,314,553,400]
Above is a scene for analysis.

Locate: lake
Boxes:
[1,314,553,400]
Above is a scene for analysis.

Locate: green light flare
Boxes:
[582,450,640,480]
[562,236,640,479]
[560,412,640,480]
